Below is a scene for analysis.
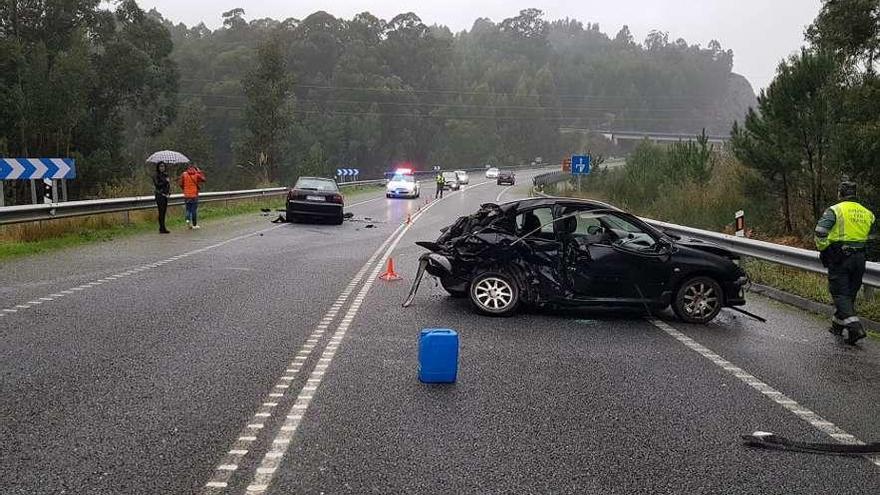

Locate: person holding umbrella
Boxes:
[153,162,171,234]
[179,163,206,229]
[147,150,191,232]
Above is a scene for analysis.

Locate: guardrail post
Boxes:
[0,181,4,207]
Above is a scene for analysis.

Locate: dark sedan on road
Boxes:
[404,197,748,324]
[497,171,516,185]
[286,177,344,225]
[442,171,461,191]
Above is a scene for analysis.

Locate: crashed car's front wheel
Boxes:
[440,277,467,298]
[673,276,723,324]
[469,272,520,317]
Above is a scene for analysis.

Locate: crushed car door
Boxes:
[559,208,672,302]
[511,206,566,297]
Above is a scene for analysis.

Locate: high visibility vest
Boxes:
[817,201,875,251]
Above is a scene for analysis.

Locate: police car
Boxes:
[386,169,421,199]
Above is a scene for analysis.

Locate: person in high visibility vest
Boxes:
[435,172,446,199]
[815,180,876,344]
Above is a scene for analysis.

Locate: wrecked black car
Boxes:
[403,198,749,324]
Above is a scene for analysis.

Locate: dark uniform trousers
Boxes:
[827,249,866,327]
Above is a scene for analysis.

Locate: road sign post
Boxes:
[570,155,591,191]
[570,155,592,176]
[0,158,76,204]
[735,210,745,237]
[336,168,360,183]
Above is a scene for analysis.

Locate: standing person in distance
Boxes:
[179,164,206,229]
[153,162,171,234]
[815,179,876,345]
[435,171,445,199]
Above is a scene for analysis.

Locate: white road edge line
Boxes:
[0,225,285,318]
[495,185,514,203]
[648,318,880,467]
[240,181,492,493]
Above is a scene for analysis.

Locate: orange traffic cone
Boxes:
[379,258,402,281]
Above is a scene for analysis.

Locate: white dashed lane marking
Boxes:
[649,319,880,467]
[239,181,485,493]
[199,221,406,494]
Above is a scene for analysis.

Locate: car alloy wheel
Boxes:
[470,272,519,316]
[673,276,723,324]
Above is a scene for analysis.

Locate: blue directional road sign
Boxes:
[571,155,591,176]
[0,158,76,180]
[336,168,360,177]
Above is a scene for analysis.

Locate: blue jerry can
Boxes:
[419,329,459,383]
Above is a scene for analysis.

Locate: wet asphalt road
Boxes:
[1,171,878,494]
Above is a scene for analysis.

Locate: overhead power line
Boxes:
[178,78,719,102]
[178,92,722,114]
[189,104,733,123]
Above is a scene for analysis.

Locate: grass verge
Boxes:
[745,260,880,337]
[0,199,284,260]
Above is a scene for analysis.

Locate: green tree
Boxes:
[0,0,177,201]
[732,49,840,227]
[235,36,294,184]
[807,0,880,73]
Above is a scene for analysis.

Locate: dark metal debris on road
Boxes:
[742,431,880,456]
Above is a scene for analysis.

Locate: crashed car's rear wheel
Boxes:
[469,272,519,317]
[673,276,723,324]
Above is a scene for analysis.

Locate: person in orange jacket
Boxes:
[179,164,206,229]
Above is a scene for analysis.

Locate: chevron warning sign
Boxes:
[0,158,76,180]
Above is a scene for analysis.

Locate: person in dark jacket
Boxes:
[153,162,171,234]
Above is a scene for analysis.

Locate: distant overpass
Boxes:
[560,128,730,145]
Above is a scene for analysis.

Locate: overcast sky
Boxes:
[132,0,822,91]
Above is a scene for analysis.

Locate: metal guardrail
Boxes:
[533,171,569,188]
[0,165,551,226]
[0,188,290,225]
[644,218,880,288]
[0,180,386,226]
[531,189,880,288]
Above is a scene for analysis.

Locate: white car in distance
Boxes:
[485,167,500,179]
[386,170,420,199]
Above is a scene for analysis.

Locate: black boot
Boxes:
[845,323,866,345]
[829,322,844,336]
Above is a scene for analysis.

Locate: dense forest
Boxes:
[0,1,755,202]
[568,0,880,247]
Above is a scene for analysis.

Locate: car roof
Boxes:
[496,197,623,213]
[297,176,335,181]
